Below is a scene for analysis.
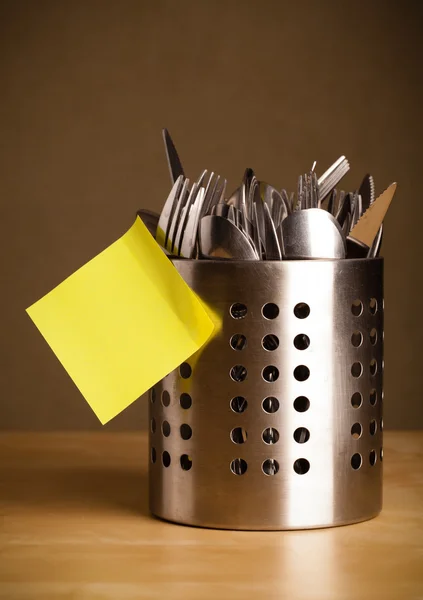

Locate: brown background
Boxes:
[0,0,421,431]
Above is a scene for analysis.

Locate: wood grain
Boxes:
[0,432,422,599]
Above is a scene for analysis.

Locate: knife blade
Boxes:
[358,174,373,213]
[367,224,383,258]
[162,128,185,184]
[350,183,397,247]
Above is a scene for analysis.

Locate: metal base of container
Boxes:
[149,259,383,530]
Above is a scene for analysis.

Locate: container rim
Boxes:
[170,257,384,265]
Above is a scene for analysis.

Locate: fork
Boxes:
[166,182,206,258]
[203,172,227,216]
[156,175,184,250]
[318,156,350,203]
[161,170,226,258]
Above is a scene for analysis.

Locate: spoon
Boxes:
[282,208,346,259]
[199,215,259,260]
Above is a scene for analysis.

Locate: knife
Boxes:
[349,183,397,247]
[367,224,383,258]
[162,128,185,184]
[358,173,375,213]
[263,201,282,259]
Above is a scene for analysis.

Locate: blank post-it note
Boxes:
[26,217,215,424]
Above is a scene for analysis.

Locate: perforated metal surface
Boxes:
[149,259,383,530]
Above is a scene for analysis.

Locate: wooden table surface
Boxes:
[0,432,422,600]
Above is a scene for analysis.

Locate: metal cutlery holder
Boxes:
[149,259,383,530]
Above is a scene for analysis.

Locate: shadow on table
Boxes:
[0,466,150,517]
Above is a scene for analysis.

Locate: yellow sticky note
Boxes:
[26,217,215,424]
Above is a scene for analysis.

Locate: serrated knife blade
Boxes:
[358,174,373,212]
[350,182,397,247]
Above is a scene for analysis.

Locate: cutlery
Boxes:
[213,202,229,218]
[138,209,172,256]
[350,183,397,247]
[204,176,227,216]
[358,173,375,212]
[156,175,184,249]
[167,178,191,253]
[280,189,292,215]
[282,208,346,259]
[259,181,273,208]
[180,188,206,258]
[175,183,200,252]
[271,188,289,227]
[297,175,304,210]
[358,174,381,257]
[350,191,362,230]
[202,172,219,210]
[318,156,350,202]
[252,202,263,259]
[199,215,259,260]
[251,178,265,245]
[335,192,352,229]
[263,202,283,259]
[243,168,256,226]
[163,129,185,184]
[310,171,319,208]
[227,205,236,224]
[152,132,395,262]
[326,189,337,216]
[367,224,383,258]
[342,211,352,237]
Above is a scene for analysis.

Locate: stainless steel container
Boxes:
[149,259,384,530]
